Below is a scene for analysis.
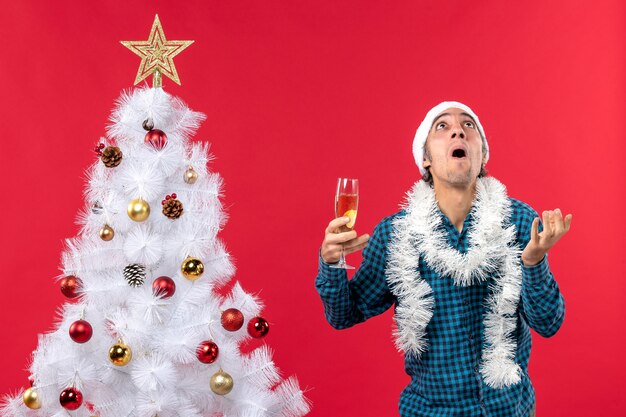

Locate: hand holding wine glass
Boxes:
[320,178,370,269]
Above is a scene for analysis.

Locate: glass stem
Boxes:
[339,245,346,266]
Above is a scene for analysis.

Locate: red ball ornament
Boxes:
[196,340,219,364]
[60,276,81,299]
[152,276,176,299]
[69,320,93,343]
[59,387,83,410]
[221,308,244,332]
[93,143,105,156]
[247,317,270,338]
[144,129,168,150]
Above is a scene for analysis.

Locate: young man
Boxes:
[315,102,572,417]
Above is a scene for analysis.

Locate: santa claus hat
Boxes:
[412,101,490,175]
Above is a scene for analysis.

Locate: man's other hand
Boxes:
[522,208,572,266]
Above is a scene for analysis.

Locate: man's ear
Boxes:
[422,141,431,169]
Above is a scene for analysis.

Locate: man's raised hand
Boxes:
[521,208,572,266]
[321,217,370,264]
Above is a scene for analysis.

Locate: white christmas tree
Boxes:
[1,16,309,417]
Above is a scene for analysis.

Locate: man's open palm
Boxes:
[522,208,572,265]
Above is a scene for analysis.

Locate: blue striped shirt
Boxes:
[315,197,565,417]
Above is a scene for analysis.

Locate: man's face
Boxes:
[423,107,486,187]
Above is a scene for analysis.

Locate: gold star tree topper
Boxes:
[121,14,193,87]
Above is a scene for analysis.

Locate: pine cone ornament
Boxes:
[162,194,183,219]
[142,117,154,131]
[101,146,123,168]
[123,264,146,287]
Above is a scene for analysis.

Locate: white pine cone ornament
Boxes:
[123,264,146,287]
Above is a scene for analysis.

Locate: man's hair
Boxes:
[422,141,489,185]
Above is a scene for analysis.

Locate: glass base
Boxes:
[328,261,355,270]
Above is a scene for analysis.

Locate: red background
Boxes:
[1,1,624,416]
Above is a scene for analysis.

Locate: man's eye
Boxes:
[436,122,446,130]
[464,121,474,128]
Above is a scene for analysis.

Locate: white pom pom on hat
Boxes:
[412,101,490,176]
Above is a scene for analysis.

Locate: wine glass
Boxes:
[329,178,359,270]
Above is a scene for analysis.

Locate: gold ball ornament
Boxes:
[184,166,198,184]
[210,369,234,395]
[109,342,132,366]
[127,199,150,222]
[181,257,204,281]
[23,387,41,410]
[99,224,115,241]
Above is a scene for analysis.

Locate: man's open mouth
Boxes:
[451,148,467,159]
